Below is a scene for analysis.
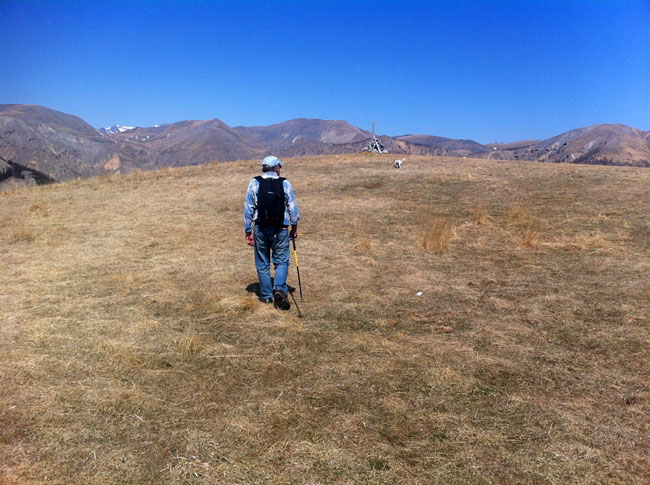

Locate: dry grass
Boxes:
[521,220,541,248]
[353,237,372,253]
[29,204,48,217]
[470,206,492,225]
[418,216,455,253]
[5,226,36,244]
[505,206,543,248]
[1,155,649,484]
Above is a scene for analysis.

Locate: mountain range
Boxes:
[98,124,135,135]
[1,104,648,185]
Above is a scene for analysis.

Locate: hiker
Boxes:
[244,155,300,310]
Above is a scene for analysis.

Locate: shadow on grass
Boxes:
[245,281,296,296]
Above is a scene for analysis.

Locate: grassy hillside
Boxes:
[2,155,649,484]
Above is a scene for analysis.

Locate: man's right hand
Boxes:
[245,232,254,246]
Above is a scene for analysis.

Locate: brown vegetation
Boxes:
[1,155,649,484]
[417,216,455,253]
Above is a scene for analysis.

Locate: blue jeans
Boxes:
[254,225,289,300]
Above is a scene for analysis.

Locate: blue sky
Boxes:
[1,0,649,143]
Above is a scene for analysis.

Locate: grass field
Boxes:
[2,154,649,484]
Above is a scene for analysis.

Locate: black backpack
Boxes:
[255,176,286,227]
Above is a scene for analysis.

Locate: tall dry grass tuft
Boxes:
[471,206,491,225]
[506,206,542,248]
[216,296,259,316]
[175,333,206,355]
[28,204,48,217]
[522,221,541,248]
[507,205,526,222]
[6,226,35,244]
[567,233,618,252]
[418,216,455,253]
[353,237,372,253]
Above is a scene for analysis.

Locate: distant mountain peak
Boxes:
[99,124,135,135]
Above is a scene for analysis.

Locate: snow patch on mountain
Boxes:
[99,125,135,135]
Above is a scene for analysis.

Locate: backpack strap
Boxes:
[255,175,285,183]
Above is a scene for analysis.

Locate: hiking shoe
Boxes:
[258,297,273,304]
[273,290,290,311]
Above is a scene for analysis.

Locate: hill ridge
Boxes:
[1,104,649,185]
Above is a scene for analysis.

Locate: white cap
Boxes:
[262,155,284,168]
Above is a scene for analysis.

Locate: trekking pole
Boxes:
[292,237,304,302]
[289,290,303,318]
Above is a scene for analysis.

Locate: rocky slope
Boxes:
[0,104,152,180]
[109,119,266,167]
[232,118,372,158]
[510,124,650,166]
[391,134,490,158]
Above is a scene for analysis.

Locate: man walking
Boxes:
[244,155,300,310]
